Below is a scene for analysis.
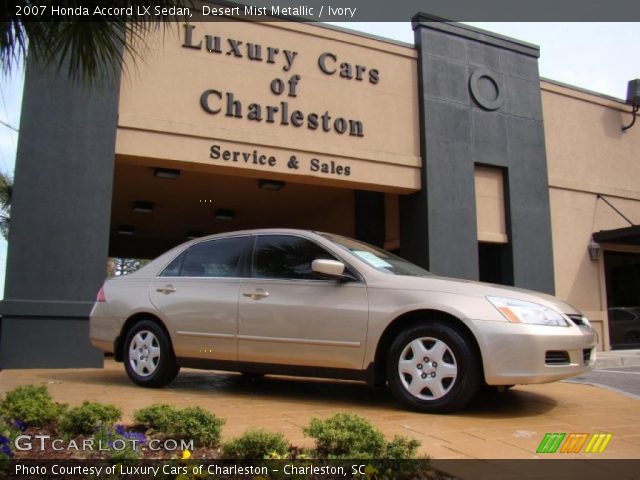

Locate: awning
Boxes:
[593,225,640,245]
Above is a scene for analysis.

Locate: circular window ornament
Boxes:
[469,68,504,111]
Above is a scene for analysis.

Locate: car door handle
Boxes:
[243,289,270,300]
[156,285,177,294]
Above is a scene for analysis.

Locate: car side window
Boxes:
[177,237,249,278]
[160,251,186,277]
[253,235,337,280]
[610,309,635,323]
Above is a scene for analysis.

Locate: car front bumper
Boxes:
[471,319,597,385]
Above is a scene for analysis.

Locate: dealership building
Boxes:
[0,15,638,368]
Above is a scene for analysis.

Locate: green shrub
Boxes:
[303,413,421,459]
[303,413,386,458]
[171,407,224,447]
[0,412,12,460]
[222,429,289,459]
[0,385,66,427]
[134,404,224,447]
[93,426,143,461]
[133,404,178,432]
[59,402,121,435]
[385,435,421,459]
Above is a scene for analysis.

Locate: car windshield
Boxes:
[320,233,432,277]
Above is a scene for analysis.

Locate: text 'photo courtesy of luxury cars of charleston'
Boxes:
[90,229,597,413]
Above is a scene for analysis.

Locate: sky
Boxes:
[0,22,638,296]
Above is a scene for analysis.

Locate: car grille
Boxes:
[567,314,587,326]
[546,351,570,365]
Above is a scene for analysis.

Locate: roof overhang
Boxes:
[593,225,640,245]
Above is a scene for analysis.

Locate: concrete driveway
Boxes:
[1,358,639,460]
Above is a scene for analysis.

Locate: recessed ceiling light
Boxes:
[258,179,286,191]
[214,209,235,221]
[186,230,204,240]
[117,225,135,236]
[153,168,181,179]
[133,201,154,213]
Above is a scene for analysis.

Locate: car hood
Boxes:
[368,274,580,314]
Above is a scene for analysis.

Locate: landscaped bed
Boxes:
[0,385,455,479]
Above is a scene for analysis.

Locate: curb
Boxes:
[595,350,640,369]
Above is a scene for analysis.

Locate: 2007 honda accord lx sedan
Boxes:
[90,229,597,412]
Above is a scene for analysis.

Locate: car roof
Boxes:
[187,228,325,243]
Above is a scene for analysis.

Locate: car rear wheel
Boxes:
[387,323,480,413]
[123,320,179,387]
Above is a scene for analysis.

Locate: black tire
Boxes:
[386,323,481,413]
[477,384,514,398]
[123,320,179,387]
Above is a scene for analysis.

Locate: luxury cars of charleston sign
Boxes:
[182,24,381,178]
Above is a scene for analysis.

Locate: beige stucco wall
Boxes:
[114,20,640,352]
[542,80,640,350]
[116,21,420,193]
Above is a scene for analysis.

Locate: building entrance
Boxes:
[108,158,388,263]
[605,251,640,350]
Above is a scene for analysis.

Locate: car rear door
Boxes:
[149,235,252,361]
[237,234,369,370]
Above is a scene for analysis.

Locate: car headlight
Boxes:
[581,316,593,329]
[487,296,569,327]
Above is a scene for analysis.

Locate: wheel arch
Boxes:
[114,312,174,362]
[371,309,485,387]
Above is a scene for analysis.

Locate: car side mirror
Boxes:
[312,259,348,281]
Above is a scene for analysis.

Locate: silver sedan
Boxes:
[90,229,597,412]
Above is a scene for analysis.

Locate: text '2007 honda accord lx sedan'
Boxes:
[90,229,597,412]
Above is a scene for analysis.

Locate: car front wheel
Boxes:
[387,323,480,413]
[123,320,179,387]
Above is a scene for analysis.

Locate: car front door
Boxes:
[149,235,251,361]
[238,234,369,370]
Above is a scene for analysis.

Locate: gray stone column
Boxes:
[401,16,555,294]
[0,59,120,368]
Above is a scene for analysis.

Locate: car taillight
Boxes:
[96,285,106,302]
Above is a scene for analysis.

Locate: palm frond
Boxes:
[0,17,29,75]
[0,170,12,210]
[0,214,9,241]
[2,0,194,83]
[0,170,13,239]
